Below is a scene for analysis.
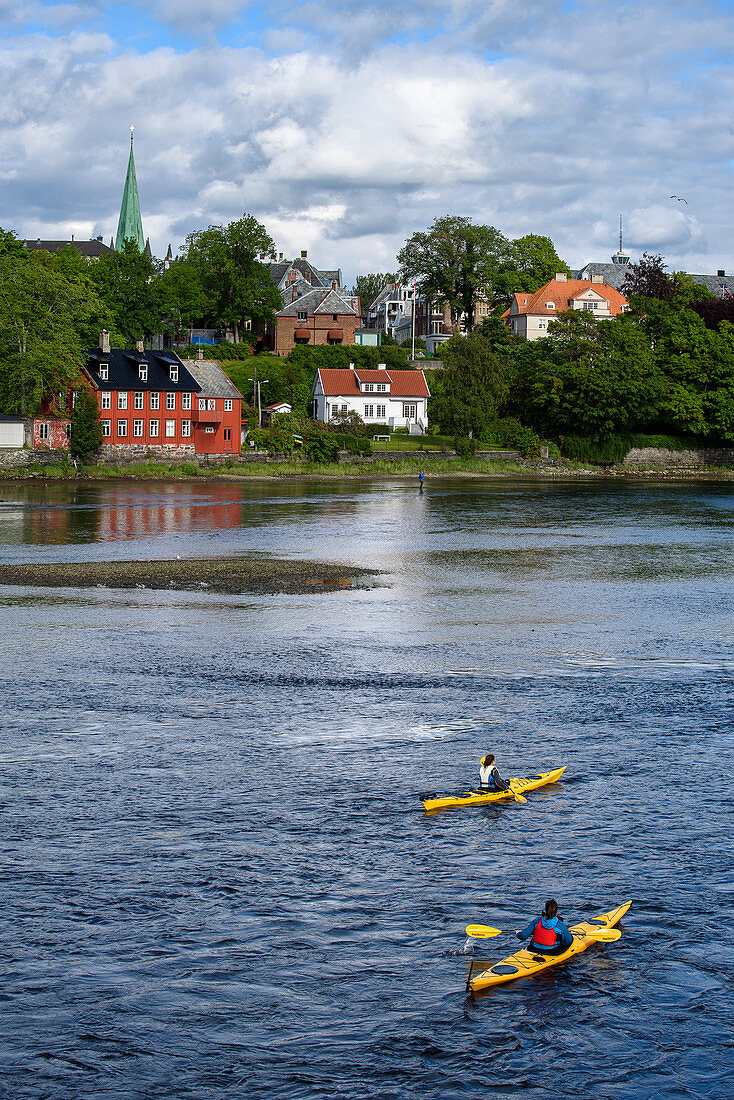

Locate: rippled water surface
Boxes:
[0,476,733,1098]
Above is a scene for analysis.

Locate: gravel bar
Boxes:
[0,558,379,595]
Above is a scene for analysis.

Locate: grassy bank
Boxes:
[5,457,734,482]
[1,456,584,481]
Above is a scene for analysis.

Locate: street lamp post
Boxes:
[257,379,269,427]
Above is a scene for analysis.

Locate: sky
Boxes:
[2,0,734,286]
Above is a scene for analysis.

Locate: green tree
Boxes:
[512,312,663,438]
[429,332,510,437]
[494,235,571,308]
[398,216,509,333]
[185,214,280,343]
[70,388,103,457]
[0,227,27,259]
[0,252,97,415]
[350,273,397,308]
[91,239,161,343]
[157,256,207,341]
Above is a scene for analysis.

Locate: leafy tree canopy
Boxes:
[350,273,397,308]
[398,216,509,333]
[90,239,161,344]
[185,214,280,343]
[429,332,510,438]
[494,234,572,308]
[0,251,104,415]
[71,387,103,457]
[157,256,208,338]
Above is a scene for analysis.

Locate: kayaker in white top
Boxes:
[478,753,511,792]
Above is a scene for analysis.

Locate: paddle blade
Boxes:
[511,790,527,804]
[465,924,503,938]
[586,927,622,942]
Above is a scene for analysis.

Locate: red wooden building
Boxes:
[83,337,242,458]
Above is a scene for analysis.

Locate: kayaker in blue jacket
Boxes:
[478,753,511,792]
[517,899,574,955]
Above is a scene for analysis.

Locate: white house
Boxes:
[311,363,430,434]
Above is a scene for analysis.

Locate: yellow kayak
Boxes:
[468,900,632,995]
[421,766,566,812]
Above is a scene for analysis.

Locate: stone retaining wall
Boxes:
[623,447,734,468]
[0,449,66,470]
[96,443,196,464]
[363,449,521,462]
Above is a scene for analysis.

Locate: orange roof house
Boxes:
[503,273,629,340]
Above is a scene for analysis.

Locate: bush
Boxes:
[333,433,372,456]
[490,417,541,459]
[453,435,477,457]
[328,410,367,436]
[304,430,340,463]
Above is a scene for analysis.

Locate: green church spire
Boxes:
[115,126,145,252]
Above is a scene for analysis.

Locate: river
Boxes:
[0,476,732,1098]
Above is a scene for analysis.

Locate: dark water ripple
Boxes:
[0,478,733,1097]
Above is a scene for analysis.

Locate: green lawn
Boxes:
[370,434,455,451]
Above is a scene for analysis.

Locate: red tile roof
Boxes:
[510,278,629,317]
[318,368,430,398]
[354,369,393,383]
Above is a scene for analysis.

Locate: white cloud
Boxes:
[1,1,734,285]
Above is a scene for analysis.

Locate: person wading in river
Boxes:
[478,753,511,792]
[517,899,574,955]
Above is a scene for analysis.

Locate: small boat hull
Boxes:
[469,901,632,994]
[422,766,567,812]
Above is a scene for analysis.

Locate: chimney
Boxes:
[718,269,726,277]
[301,250,308,259]
[332,281,337,291]
[96,235,103,242]
[556,272,567,282]
[279,252,283,261]
[287,269,296,284]
[99,330,110,354]
[377,362,387,371]
[197,346,203,360]
[135,338,144,353]
[292,286,298,302]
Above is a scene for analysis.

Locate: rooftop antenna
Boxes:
[612,214,630,265]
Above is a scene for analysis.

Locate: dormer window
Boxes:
[545,302,555,310]
[363,382,374,392]
[139,363,148,381]
[99,363,108,380]
[169,365,178,383]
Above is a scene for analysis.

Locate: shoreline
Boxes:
[0,557,379,595]
[3,457,734,482]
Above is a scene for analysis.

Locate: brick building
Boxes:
[83,335,242,458]
[272,286,360,356]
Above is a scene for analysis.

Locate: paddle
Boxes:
[465,923,621,942]
[507,785,527,804]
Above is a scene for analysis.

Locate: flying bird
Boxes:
[670,195,688,204]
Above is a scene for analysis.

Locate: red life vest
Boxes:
[532,919,558,948]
